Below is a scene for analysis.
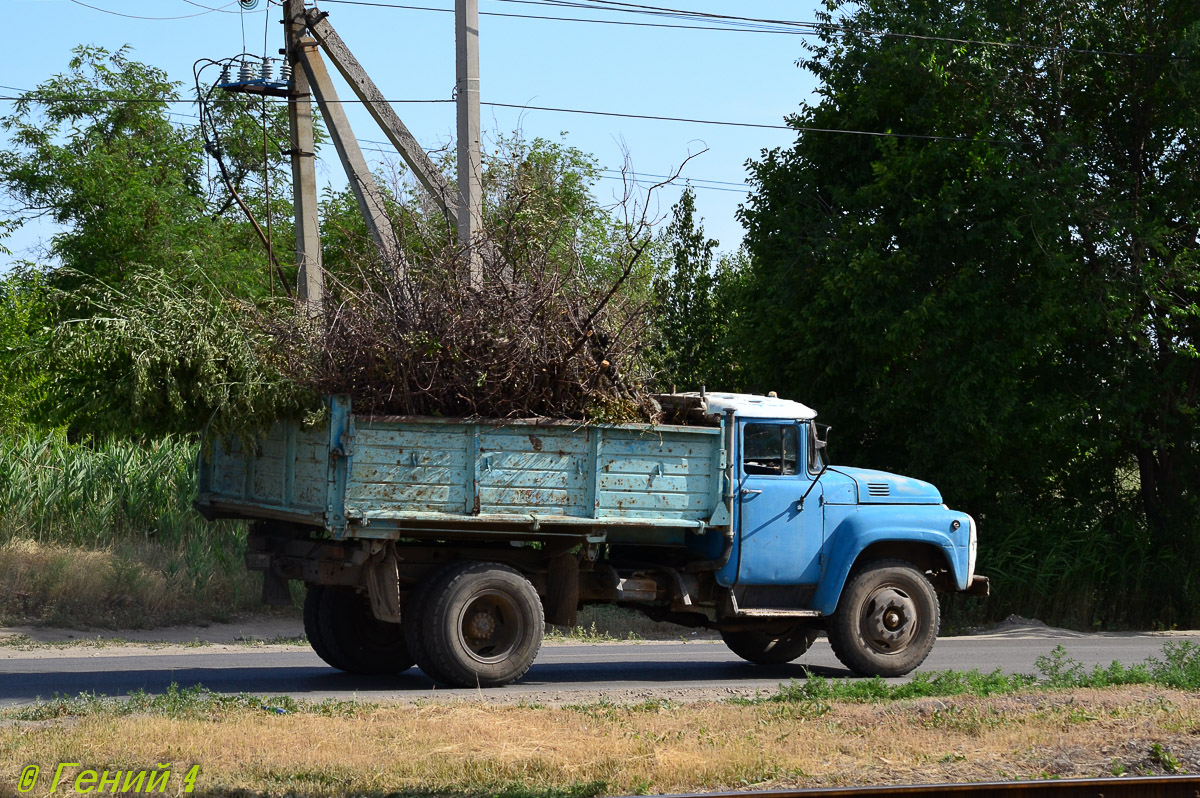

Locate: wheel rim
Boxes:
[456,588,524,664]
[858,585,919,655]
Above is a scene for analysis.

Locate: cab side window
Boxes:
[743,423,799,476]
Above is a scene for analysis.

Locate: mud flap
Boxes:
[545,552,580,627]
[261,566,292,607]
[365,545,402,622]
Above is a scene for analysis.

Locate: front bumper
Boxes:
[964,575,990,598]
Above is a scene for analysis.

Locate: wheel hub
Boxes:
[860,586,918,654]
[457,589,524,664]
[466,610,497,639]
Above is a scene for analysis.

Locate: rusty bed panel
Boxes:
[197,421,330,522]
[198,397,728,544]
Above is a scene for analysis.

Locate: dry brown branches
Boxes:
[260,145,691,422]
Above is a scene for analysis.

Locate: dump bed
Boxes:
[196,396,730,546]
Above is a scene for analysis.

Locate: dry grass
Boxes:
[4,687,1199,796]
[0,538,266,628]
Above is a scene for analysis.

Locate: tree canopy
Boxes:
[739,0,1200,625]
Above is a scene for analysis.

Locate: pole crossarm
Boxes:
[304,8,460,227]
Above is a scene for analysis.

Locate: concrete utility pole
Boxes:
[297,45,404,273]
[456,0,483,288]
[284,0,324,312]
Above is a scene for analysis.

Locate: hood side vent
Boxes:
[866,482,890,497]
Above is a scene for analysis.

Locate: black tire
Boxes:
[304,584,350,670]
[721,624,819,665]
[404,566,457,685]
[418,561,544,688]
[316,585,415,674]
[827,559,939,677]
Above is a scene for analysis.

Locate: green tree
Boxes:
[0,45,293,298]
[739,0,1200,626]
[651,187,746,392]
[0,269,49,431]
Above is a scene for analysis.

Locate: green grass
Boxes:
[733,641,1200,709]
[0,430,269,628]
[6,683,370,722]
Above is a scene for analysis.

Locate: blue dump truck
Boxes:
[196,391,988,687]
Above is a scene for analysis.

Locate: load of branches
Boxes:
[269,259,654,422]
[261,143,668,423]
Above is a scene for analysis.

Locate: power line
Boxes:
[56,0,1183,60]
[600,169,747,189]
[596,174,747,194]
[179,0,242,13]
[501,0,805,34]
[318,0,1183,60]
[518,0,1185,59]
[0,91,1012,143]
[316,0,806,35]
[66,0,241,20]
[0,93,1002,144]
[482,101,1002,143]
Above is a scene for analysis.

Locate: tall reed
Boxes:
[0,431,264,627]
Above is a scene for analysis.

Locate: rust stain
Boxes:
[528,435,544,452]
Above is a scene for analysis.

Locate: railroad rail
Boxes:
[651,776,1200,798]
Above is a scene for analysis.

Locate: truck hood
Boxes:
[826,466,943,505]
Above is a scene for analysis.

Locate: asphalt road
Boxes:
[3,629,1197,707]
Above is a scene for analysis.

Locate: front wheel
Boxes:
[826,559,939,677]
[721,624,818,665]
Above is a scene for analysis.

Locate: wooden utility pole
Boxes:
[297,45,403,272]
[284,0,324,312]
[456,0,483,288]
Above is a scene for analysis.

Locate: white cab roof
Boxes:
[681,392,818,421]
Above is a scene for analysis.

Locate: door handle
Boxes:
[740,489,762,496]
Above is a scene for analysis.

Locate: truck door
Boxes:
[736,420,824,587]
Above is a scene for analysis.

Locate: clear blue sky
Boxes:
[3,0,823,271]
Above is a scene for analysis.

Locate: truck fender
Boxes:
[810,511,958,616]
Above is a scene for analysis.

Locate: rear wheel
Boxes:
[304,584,348,670]
[314,585,415,674]
[827,559,939,677]
[721,624,818,665]
[418,561,543,688]
[405,566,456,684]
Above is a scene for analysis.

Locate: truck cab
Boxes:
[675,392,986,676]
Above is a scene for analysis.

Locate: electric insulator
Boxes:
[238,58,255,83]
[260,57,273,82]
[280,61,293,84]
[219,64,233,85]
